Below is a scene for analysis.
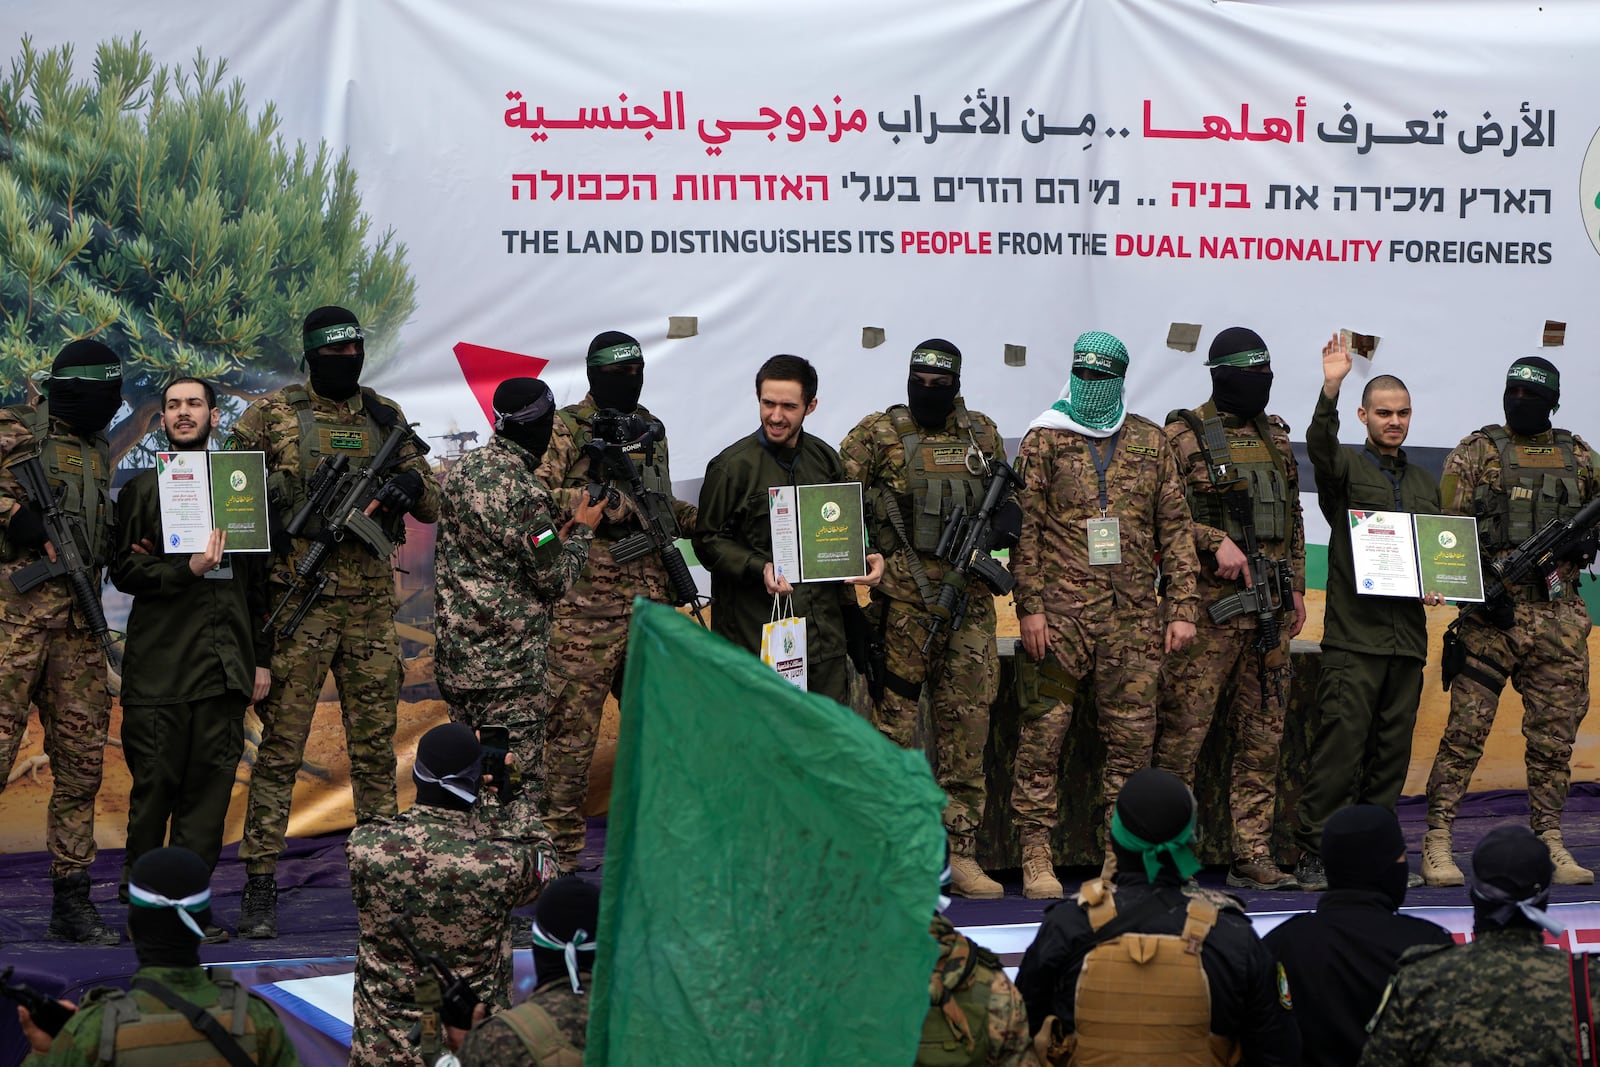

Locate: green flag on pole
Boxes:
[587,600,947,1066]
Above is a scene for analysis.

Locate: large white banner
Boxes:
[8,0,1596,485]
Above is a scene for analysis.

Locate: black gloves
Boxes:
[374,470,425,515]
[8,504,47,551]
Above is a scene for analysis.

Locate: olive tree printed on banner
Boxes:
[0,33,416,463]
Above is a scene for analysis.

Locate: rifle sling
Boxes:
[129,978,256,1067]
[879,490,939,608]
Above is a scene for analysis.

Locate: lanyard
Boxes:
[1086,431,1122,515]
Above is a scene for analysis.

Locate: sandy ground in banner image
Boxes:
[2,589,1597,853]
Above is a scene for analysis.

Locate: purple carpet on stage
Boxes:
[3,789,1598,1065]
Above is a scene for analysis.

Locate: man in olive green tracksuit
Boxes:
[1293,334,1440,891]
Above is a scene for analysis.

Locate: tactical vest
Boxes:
[882,403,1000,554]
[1070,882,1238,1067]
[1472,424,1585,551]
[918,928,998,1067]
[1170,405,1291,544]
[0,401,113,566]
[91,971,260,1066]
[279,384,407,544]
[497,1000,585,1066]
[556,402,679,538]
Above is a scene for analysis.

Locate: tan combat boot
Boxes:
[1540,829,1595,885]
[1421,829,1463,887]
[1022,843,1065,900]
[949,854,1004,900]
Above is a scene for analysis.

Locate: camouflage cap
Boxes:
[1072,331,1129,376]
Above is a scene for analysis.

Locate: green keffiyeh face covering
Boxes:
[1053,331,1128,431]
[1111,807,1203,883]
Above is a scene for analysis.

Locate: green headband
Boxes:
[303,323,365,351]
[587,342,643,368]
[1508,362,1558,391]
[1207,347,1270,369]
[1072,331,1129,374]
[1110,807,1202,884]
[52,363,122,382]
[910,347,961,374]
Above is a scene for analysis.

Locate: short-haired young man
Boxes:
[693,355,883,705]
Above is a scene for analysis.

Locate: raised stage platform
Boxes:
[5,789,1600,1067]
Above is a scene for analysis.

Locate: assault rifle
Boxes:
[8,454,114,657]
[0,966,74,1037]
[583,409,704,622]
[388,917,481,1035]
[1441,493,1600,689]
[1194,412,1294,655]
[1206,492,1296,654]
[263,421,423,640]
[921,458,1021,655]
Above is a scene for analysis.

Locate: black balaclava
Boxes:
[1321,804,1410,908]
[907,337,962,429]
[1470,824,1562,935]
[493,377,557,461]
[1109,768,1201,886]
[303,305,365,401]
[1503,356,1560,437]
[127,846,212,968]
[1207,326,1273,420]
[412,722,482,812]
[586,330,645,413]
[48,339,123,436]
[530,875,601,993]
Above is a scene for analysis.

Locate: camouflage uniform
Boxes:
[1358,928,1600,1066]
[1425,426,1598,836]
[1154,406,1304,863]
[838,404,1004,858]
[436,434,595,800]
[535,397,695,868]
[346,797,553,1066]
[0,401,114,879]
[456,979,589,1065]
[1008,417,1201,849]
[21,965,301,1067]
[920,913,1035,1067]
[227,383,440,875]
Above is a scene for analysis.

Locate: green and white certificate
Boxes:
[1413,514,1485,602]
[769,482,867,582]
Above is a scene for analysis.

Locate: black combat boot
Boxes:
[48,871,120,945]
[238,874,279,939]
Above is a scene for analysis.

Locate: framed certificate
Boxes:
[155,451,272,554]
[768,481,867,582]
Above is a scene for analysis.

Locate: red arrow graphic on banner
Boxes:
[452,342,551,424]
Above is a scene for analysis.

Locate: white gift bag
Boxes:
[760,594,808,691]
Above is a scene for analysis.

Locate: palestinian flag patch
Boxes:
[532,528,556,548]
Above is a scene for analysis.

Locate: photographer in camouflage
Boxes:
[534,331,697,872]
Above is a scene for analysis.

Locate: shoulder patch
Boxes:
[1276,961,1293,1011]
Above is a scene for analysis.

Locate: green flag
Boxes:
[588,600,947,1066]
